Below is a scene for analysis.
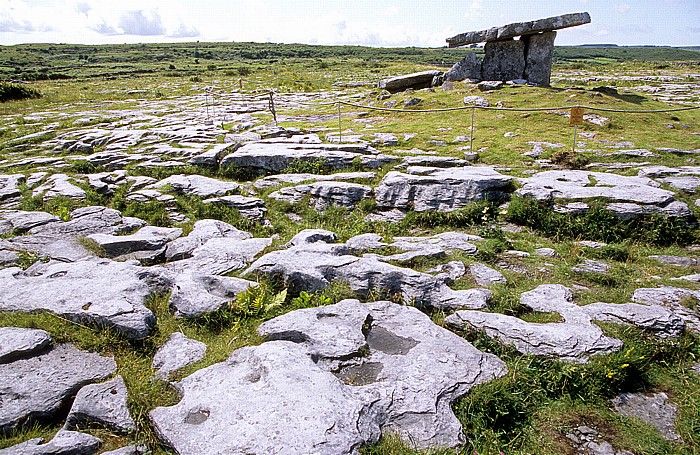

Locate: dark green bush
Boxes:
[0,82,42,102]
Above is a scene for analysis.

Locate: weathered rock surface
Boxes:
[0,175,24,203]
[152,332,207,380]
[219,142,382,175]
[572,259,612,275]
[165,219,251,262]
[447,12,591,47]
[445,53,482,82]
[65,376,135,433]
[648,255,698,267]
[375,166,512,212]
[288,228,338,247]
[201,195,267,221]
[523,31,557,86]
[269,181,372,211]
[580,303,685,338]
[258,299,507,448]
[378,70,442,93]
[470,263,507,286]
[86,226,182,257]
[168,273,257,318]
[146,174,239,198]
[32,174,86,201]
[0,211,59,235]
[165,236,272,276]
[565,425,633,455]
[632,286,700,332]
[253,171,375,190]
[0,344,116,433]
[100,445,147,455]
[481,39,526,82]
[244,241,490,311]
[0,258,168,339]
[0,430,102,455]
[26,206,146,239]
[612,392,682,442]
[0,328,51,364]
[399,156,469,168]
[150,341,382,455]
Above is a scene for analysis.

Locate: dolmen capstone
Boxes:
[445,12,591,86]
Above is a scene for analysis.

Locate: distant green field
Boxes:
[1,42,698,82]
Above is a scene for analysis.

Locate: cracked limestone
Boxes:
[64,376,135,433]
[0,328,52,364]
[152,332,207,381]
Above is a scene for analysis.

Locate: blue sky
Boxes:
[1,0,698,47]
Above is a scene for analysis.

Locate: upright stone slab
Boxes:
[523,31,557,86]
[481,39,526,82]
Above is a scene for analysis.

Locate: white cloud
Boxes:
[615,4,631,13]
[118,10,165,36]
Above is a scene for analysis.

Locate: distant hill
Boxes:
[579,44,619,47]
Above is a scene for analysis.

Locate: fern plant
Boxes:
[230,283,287,318]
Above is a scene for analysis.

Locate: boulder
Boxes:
[150,341,382,455]
[287,229,338,247]
[258,300,507,448]
[269,181,372,211]
[0,430,102,455]
[27,206,146,238]
[0,211,59,236]
[470,263,507,286]
[152,332,207,381]
[65,376,135,433]
[632,286,700,332]
[165,236,272,276]
[165,219,252,262]
[481,39,526,82]
[580,303,685,339]
[0,328,51,364]
[378,70,442,93]
[147,174,240,198]
[445,53,482,82]
[168,273,257,318]
[32,174,87,201]
[375,166,512,212]
[0,258,169,339]
[0,344,116,433]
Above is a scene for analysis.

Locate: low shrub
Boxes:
[0,82,42,102]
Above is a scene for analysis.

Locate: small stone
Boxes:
[534,247,557,257]
[0,430,102,455]
[463,96,489,107]
[612,392,682,442]
[65,375,135,433]
[0,328,51,364]
[470,263,507,286]
[152,332,207,380]
[403,97,422,108]
[572,259,612,275]
[648,255,698,267]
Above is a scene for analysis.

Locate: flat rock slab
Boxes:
[0,175,25,202]
[632,286,700,332]
[612,392,682,442]
[168,273,257,318]
[0,430,102,455]
[378,70,442,93]
[65,375,135,433]
[0,258,168,339]
[447,12,591,47]
[87,226,182,257]
[201,195,267,221]
[244,241,490,311]
[152,332,207,381]
[648,255,698,267]
[258,299,507,448]
[147,174,240,198]
[0,344,116,433]
[151,341,381,455]
[165,236,272,276]
[375,166,512,212]
[470,263,507,286]
[0,211,59,235]
[26,206,146,239]
[253,171,375,190]
[0,328,52,364]
[165,219,252,262]
[269,181,372,211]
[572,259,612,275]
[220,142,380,175]
[32,174,87,201]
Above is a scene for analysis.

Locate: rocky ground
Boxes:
[1,65,699,455]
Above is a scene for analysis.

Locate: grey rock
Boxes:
[165,236,272,276]
[446,12,591,46]
[0,344,116,433]
[534,247,557,257]
[201,195,267,221]
[403,97,422,108]
[580,302,685,339]
[390,232,481,255]
[188,143,237,166]
[0,328,51,364]
[269,181,372,211]
[84,170,128,196]
[0,175,25,202]
[364,209,407,223]
[660,176,700,193]
[378,70,442,93]
[253,172,375,190]
[244,242,490,311]
[152,332,207,381]
[399,156,468,168]
[99,445,147,455]
[147,174,239,198]
[481,39,526,82]
[0,430,102,455]
[65,376,135,433]
[648,255,698,267]
[345,233,387,252]
[375,167,512,212]
[372,133,398,146]
[463,96,489,107]
[86,226,182,257]
[150,341,382,455]
[220,142,379,175]
[0,249,19,268]
[428,260,467,283]
[27,206,146,239]
[446,53,482,82]
[446,284,623,362]
[477,81,504,91]
[165,219,251,262]
[632,286,700,332]
[576,240,608,249]
[0,211,59,235]
[523,31,557,86]
[32,174,87,201]
[0,258,167,339]
[612,392,681,442]
[169,273,257,318]
[470,263,507,286]
[572,259,612,275]
[258,300,507,448]
[287,229,338,247]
